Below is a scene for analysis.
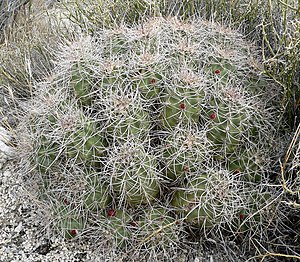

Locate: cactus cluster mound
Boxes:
[18,17,281,251]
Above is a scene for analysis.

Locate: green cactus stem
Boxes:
[36,137,60,173]
[131,67,163,100]
[83,177,112,212]
[206,99,247,155]
[66,121,105,166]
[71,63,93,106]
[54,205,85,239]
[137,207,178,247]
[160,86,205,129]
[170,174,220,228]
[101,209,133,248]
[162,128,207,181]
[108,144,160,206]
[207,57,237,84]
[227,150,263,182]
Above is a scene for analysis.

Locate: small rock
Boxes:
[0,127,14,158]
[14,222,23,233]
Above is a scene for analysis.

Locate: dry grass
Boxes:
[0,0,79,99]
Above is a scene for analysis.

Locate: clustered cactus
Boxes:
[18,17,281,251]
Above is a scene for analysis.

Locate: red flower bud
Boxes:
[70,229,77,236]
[214,69,221,75]
[210,113,217,120]
[107,209,116,217]
[233,169,241,175]
[239,213,245,220]
[179,103,186,110]
[183,166,189,172]
[150,78,157,85]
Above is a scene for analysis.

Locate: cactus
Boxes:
[227,149,265,182]
[83,176,112,212]
[137,207,179,247]
[94,80,152,141]
[106,141,160,206]
[228,190,272,233]
[161,126,209,181]
[18,16,283,251]
[206,57,237,84]
[100,208,133,248]
[205,97,247,155]
[60,217,85,240]
[160,85,205,129]
[131,68,163,100]
[52,204,86,240]
[171,169,242,229]
[65,120,105,166]
[35,137,60,173]
[71,62,94,106]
